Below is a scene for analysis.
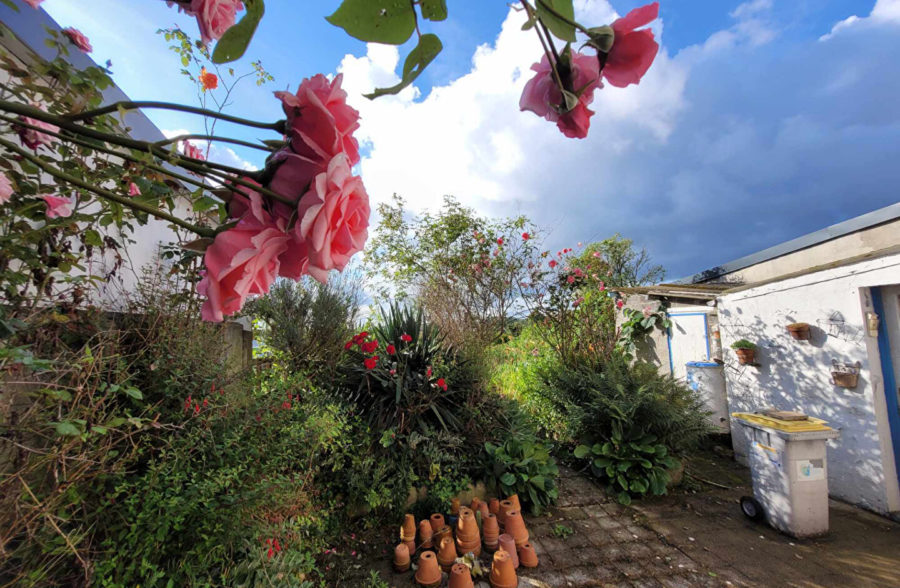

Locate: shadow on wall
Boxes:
[718,303,888,514]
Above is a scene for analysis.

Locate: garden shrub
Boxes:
[483,435,559,514]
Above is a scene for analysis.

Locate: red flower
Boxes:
[194,403,200,415]
[389,369,397,376]
[282,401,291,410]
[364,356,378,370]
[400,333,412,343]
[386,344,396,355]
[273,538,281,552]
[361,340,378,353]
[267,547,274,559]
[436,378,447,391]
[426,366,433,377]
[199,66,218,90]
[616,299,625,309]
[344,341,353,350]
[549,260,558,269]
[202,398,209,407]
[522,232,530,240]
[603,2,660,88]
[497,237,504,246]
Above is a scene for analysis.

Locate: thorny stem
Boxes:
[63,100,285,132]
[520,1,566,96]
[534,0,593,36]
[153,133,273,153]
[0,136,217,238]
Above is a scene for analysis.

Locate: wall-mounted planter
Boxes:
[786,322,811,341]
[831,360,860,389]
[735,348,756,365]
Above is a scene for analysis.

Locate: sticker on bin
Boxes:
[797,458,825,481]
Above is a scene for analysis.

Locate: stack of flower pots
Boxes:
[437,535,458,572]
[393,543,411,572]
[489,549,518,588]
[482,513,500,552]
[498,499,515,529]
[489,498,500,517]
[415,551,442,588]
[401,513,416,554]
[449,562,475,588]
[418,519,434,550]
[498,534,519,568]
[455,507,481,556]
[503,510,529,548]
[429,513,445,532]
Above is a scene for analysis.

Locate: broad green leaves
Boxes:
[420,0,448,22]
[327,0,417,45]
[212,0,265,63]
[365,34,443,99]
[536,0,576,42]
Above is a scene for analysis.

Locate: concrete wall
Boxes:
[718,252,900,515]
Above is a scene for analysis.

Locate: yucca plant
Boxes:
[339,304,467,434]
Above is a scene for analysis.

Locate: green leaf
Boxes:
[500,472,516,486]
[592,457,611,469]
[530,475,546,490]
[574,444,591,459]
[326,0,416,45]
[365,33,443,99]
[617,491,632,505]
[584,25,615,53]
[630,478,648,494]
[212,0,265,64]
[535,0,575,42]
[54,421,82,437]
[83,229,103,247]
[420,0,447,21]
[1,0,19,12]
[124,386,143,400]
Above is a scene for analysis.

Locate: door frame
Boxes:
[872,286,900,489]
[667,311,711,375]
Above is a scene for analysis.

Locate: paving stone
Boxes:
[520,566,570,587]
[616,560,653,579]
[627,578,665,588]
[564,565,625,587]
[556,506,591,520]
[656,574,697,588]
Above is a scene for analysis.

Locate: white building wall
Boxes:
[718,253,900,515]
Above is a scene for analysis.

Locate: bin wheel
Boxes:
[740,496,764,521]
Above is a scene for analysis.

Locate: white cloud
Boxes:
[821,0,900,40]
[335,1,900,278]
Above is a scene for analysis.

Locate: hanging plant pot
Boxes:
[735,348,756,365]
[786,323,811,341]
[831,360,860,389]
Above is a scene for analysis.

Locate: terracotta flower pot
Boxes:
[404,538,416,555]
[498,500,515,528]
[437,535,458,572]
[787,323,810,341]
[449,562,475,588]
[470,497,481,513]
[451,498,461,515]
[517,542,538,568]
[736,348,756,365]
[415,551,442,588]
[503,510,529,547]
[394,543,411,573]
[401,513,417,541]
[435,524,452,547]
[483,513,500,551]
[419,519,434,549]
[456,509,482,556]
[506,494,521,512]
[429,513,446,533]
[498,533,519,569]
[478,502,491,520]
[490,549,518,588]
[489,498,500,517]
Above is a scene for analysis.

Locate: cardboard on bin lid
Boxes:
[760,409,808,421]
[732,412,834,433]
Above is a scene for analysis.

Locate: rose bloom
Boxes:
[549,260,558,269]
[295,153,370,283]
[602,2,660,88]
[400,334,412,343]
[16,105,58,151]
[0,173,13,204]
[364,356,378,370]
[519,51,600,139]
[275,74,360,166]
[522,232,530,240]
[386,344,396,355]
[199,67,218,90]
[42,194,75,218]
[190,0,244,44]
[616,299,625,309]
[62,28,92,53]
[127,182,141,197]
[24,0,43,8]
[182,140,205,160]
[267,148,325,203]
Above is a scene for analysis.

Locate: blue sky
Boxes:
[38,0,900,280]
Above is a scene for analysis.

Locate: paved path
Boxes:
[362,450,900,587]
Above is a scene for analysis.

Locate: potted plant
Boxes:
[786,322,811,341]
[731,339,757,365]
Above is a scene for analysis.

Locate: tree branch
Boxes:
[63,100,285,132]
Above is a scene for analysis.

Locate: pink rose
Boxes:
[267,148,326,204]
[42,194,75,218]
[519,52,600,139]
[295,153,369,283]
[190,0,244,44]
[166,0,195,15]
[0,173,12,205]
[23,0,43,8]
[616,299,625,309]
[62,28,92,53]
[128,182,141,197]
[182,140,205,160]
[275,74,360,166]
[198,208,292,322]
[602,2,659,88]
[16,104,58,151]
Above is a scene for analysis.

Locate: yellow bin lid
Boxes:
[731,412,834,432]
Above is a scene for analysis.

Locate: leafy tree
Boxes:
[574,234,666,288]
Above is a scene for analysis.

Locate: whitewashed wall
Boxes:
[718,253,900,515]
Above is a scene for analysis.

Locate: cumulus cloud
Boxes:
[337,0,900,279]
